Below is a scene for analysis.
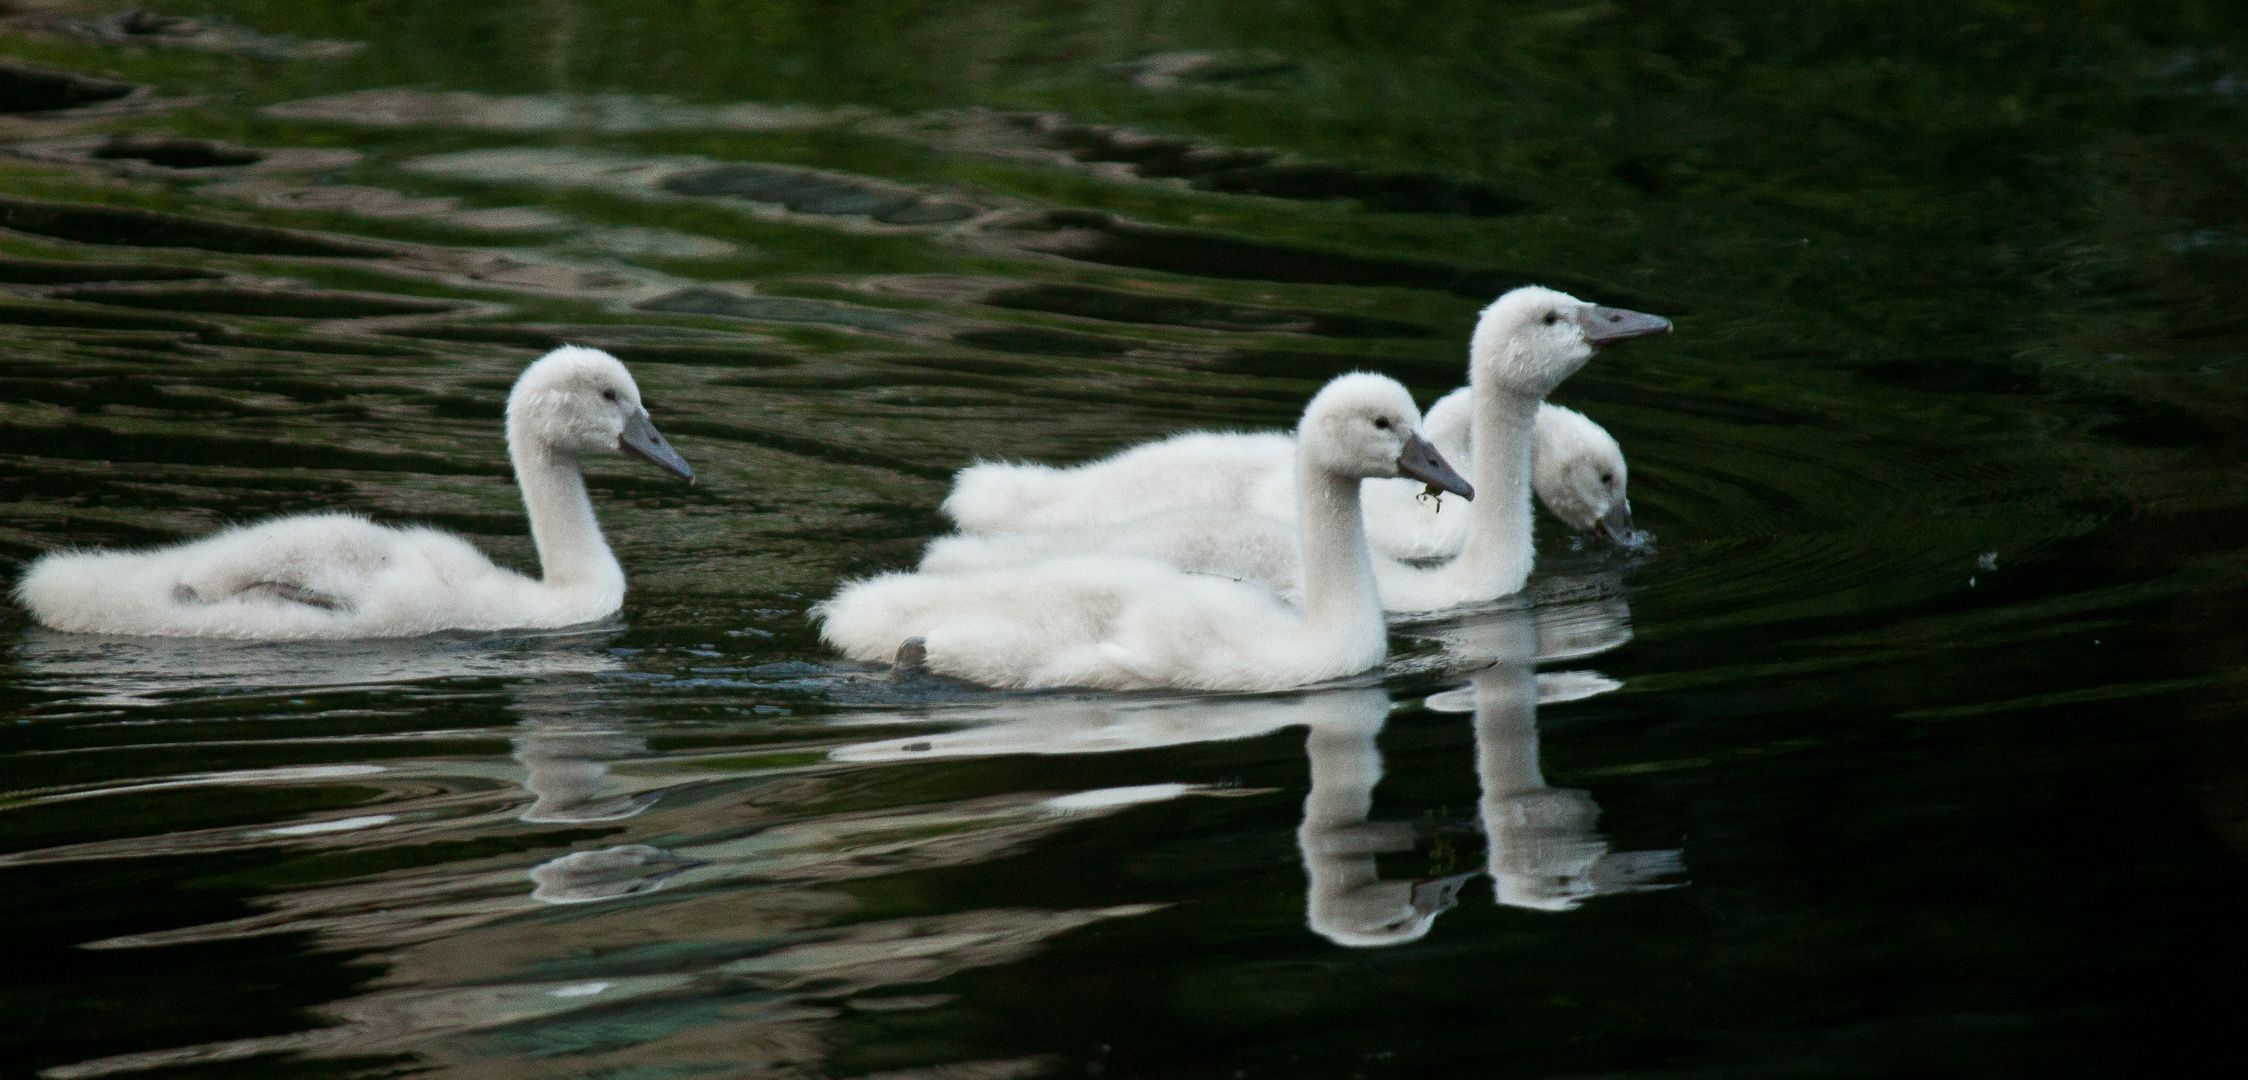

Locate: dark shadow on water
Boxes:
[983,283,1433,338]
[0,196,392,257]
[661,163,976,224]
[90,137,263,170]
[1017,114,1530,216]
[45,285,460,320]
[0,62,136,113]
[0,256,221,285]
[995,210,1673,307]
[952,326,1134,357]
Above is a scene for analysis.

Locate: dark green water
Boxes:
[3,1,2246,1077]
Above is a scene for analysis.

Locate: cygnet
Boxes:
[815,373,1471,690]
[14,346,694,639]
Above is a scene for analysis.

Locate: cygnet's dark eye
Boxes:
[1542,311,1560,325]
[1600,471,1615,485]
[1373,416,1392,430]
[601,389,618,401]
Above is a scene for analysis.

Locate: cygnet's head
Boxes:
[1298,373,1474,497]
[1307,869,1478,948]
[1310,881,1435,948]
[1533,403,1634,541]
[1486,788,1608,912]
[507,346,695,481]
[1468,286,1671,399]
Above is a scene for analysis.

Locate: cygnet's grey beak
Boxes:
[1397,432,1474,499]
[620,408,695,482]
[1596,500,1635,542]
[1580,305,1672,345]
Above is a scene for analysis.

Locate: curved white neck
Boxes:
[1471,664,1546,800]
[1300,717,1384,889]
[510,435,625,598]
[1444,377,1540,597]
[1296,456,1384,643]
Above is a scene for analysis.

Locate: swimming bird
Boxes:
[939,319,1646,556]
[815,373,1472,691]
[14,345,694,639]
[921,287,1669,611]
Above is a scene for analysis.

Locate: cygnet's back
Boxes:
[941,431,1295,535]
[920,509,1304,602]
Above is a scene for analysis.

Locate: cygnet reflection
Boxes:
[826,591,1673,948]
[529,844,708,904]
[1412,591,1633,671]
[1298,689,1477,947]
[1467,660,1684,912]
[9,627,623,708]
[837,689,1490,949]
[830,693,1330,762]
[1531,595,1635,663]
[510,681,656,823]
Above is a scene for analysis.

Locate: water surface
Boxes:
[3,2,2247,1078]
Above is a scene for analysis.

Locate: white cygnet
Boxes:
[14,346,694,639]
[815,373,1472,691]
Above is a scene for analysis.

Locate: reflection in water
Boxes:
[833,592,1677,948]
[1468,661,1685,912]
[1297,688,1473,947]
[34,671,1165,1079]
[507,664,660,822]
[839,688,1458,947]
[831,692,1343,762]
[8,627,624,709]
[514,728,657,822]
[1421,598,1683,912]
[528,844,705,903]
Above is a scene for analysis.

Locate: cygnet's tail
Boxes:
[815,572,1056,684]
[13,524,365,639]
[939,461,1069,534]
[812,573,934,663]
[14,548,172,634]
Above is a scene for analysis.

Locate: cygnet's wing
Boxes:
[226,580,355,612]
[168,513,399,612]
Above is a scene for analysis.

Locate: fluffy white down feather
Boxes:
[14,346,692,639]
